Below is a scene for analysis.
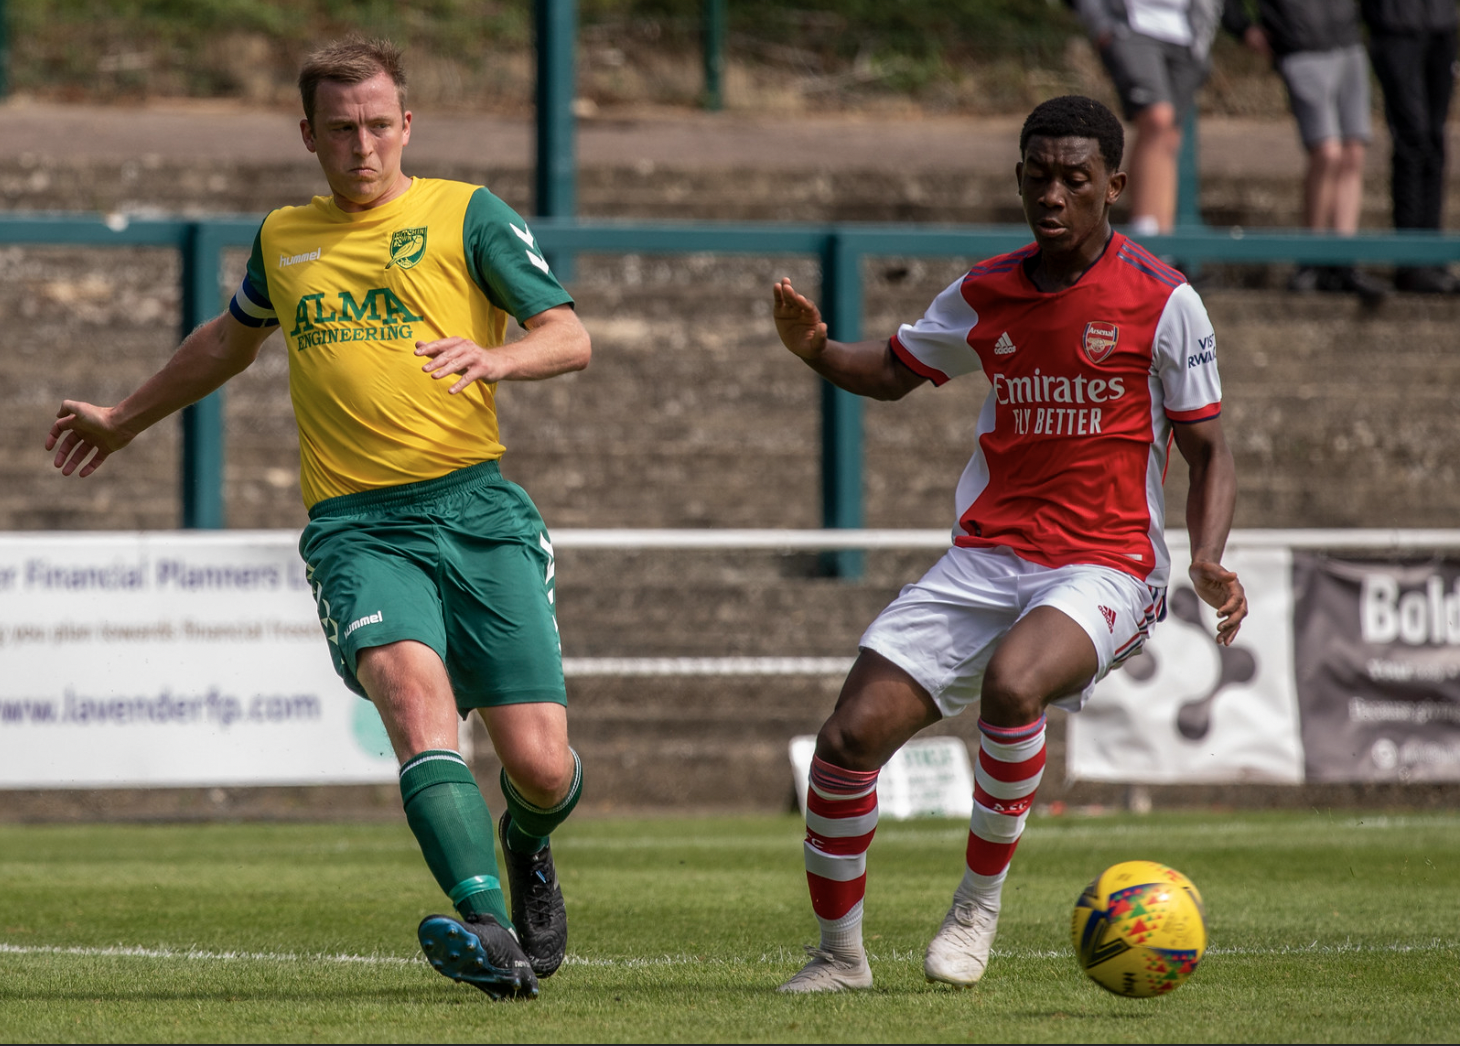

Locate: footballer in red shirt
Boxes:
[772,95,1246,993]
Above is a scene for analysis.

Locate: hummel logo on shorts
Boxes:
[994,331,1016,355]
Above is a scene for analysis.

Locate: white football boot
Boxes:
[923,898,1000,986]
[777,945,873,993]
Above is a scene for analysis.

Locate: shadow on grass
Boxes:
[1015,1006,1163,1021]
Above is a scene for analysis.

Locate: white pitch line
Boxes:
[2,939,1454,969]
[0,943,417,966]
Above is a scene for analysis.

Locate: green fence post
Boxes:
[819,232,863,579]
[1177,106,1202,228]
[180,223,225,529]
[703,0,725,111]
[536,0,577,281]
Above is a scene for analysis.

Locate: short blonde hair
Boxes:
[298,38,407,126]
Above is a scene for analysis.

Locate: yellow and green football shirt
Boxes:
[229,177,573,508]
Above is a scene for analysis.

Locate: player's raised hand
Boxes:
[415,336,501,394]
[1188,560,1247,646]
[773,278,829,360]
[46,400,132,478]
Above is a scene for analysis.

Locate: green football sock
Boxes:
[399,749,512,928]
[500,748,583,854]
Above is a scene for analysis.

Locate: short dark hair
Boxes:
[298,38,407,126]
[1019,95,1124,174]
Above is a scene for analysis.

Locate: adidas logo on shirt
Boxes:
[994,331,1017,355]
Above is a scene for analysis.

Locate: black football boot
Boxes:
[498,811,568,977]
[417,912,539,999]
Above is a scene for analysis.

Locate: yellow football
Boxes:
[1070,859,1207,997]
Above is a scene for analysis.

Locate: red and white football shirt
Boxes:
[889,232,1221,586]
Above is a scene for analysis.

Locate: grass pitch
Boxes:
[1,809,1457,1043]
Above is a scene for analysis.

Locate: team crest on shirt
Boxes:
[1082,321,1120,364]
[387,227,428,270]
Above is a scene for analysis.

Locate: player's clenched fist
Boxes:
[773,278,829,361]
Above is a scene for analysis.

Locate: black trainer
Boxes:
[498,811,568,977]
[1326,266,1390,307]
[417,913,539,1000]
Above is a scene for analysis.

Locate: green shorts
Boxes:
[299,460,566,710]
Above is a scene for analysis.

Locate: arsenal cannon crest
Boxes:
[1082,320,1119,364]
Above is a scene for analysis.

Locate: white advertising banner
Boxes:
[790,735,974,820]
[0,532,397,788]
[1067,535,1307,784]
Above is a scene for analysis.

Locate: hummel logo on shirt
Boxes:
[512,223,552,274]
[278,248,322,268]
[994,331,1016,355]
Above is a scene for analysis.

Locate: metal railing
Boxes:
[1,214,257,528]
[5,212,1459,567]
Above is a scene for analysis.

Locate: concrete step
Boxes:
[5,181,1460,816]
[6,249,1460,535]
[7,156,1460,231]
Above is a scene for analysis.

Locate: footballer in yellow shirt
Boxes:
[229,177,572,507]
[48,38,589,1000]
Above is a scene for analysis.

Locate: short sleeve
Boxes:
[228,224,279,328]
[1153,282,1222,422]
[889,274,983,386]
[462,189,574,323]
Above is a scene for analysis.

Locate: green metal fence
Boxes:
[535,0,577,280]
[2,215,257,528]
[4,213,1458,570]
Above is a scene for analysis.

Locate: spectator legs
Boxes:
[1369,29,1456,232]
[1304,138,1365,235]
[1332,140,1366,236]
[1128,102,1182,235]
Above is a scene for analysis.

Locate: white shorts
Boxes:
[859,545,1165,718]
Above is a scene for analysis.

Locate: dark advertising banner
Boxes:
[1292,553,1460,782]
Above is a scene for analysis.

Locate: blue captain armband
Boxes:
[228,275,279,328]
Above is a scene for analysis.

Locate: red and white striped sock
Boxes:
[803,755,880,956]
[960,716,1047,910]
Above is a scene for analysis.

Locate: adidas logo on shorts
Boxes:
[994,331,1017,355]
[1098,605,1117,632]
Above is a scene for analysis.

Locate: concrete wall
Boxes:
[3,159,1457,819]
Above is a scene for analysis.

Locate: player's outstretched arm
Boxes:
[1173,417,1247,645]
[773,278,926,401]
[47,313,271,478]
[414,304,590,394]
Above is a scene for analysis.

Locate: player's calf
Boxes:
[496,752,581,978]
[781,755,882,992]
[925,716,1046,987]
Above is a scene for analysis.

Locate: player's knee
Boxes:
[978,667,1046,726]
[502,749,575,806]
[815,719,882,772]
